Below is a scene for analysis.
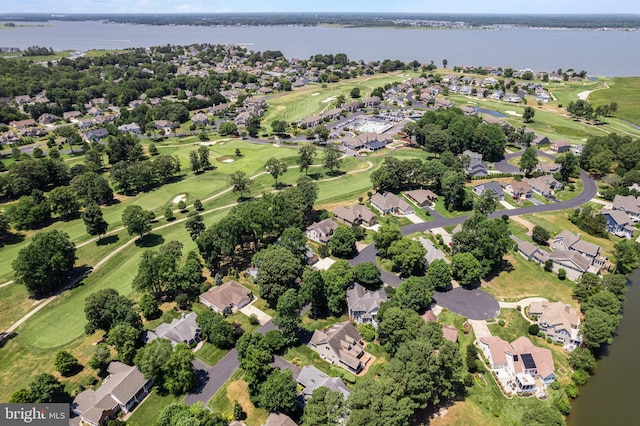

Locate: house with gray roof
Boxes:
[529,301,582,350]
[552,230,604,271]
[118,123,141,134]
[199,281,252,314]
[600,209,636,239]
[298,114,322,129]
[612,194,640,222]
[305,218,339,244]
[418,237,449,267]
[524,176,562,198]
[462,150,488,177]
[264,413,298,426]
[551,139,571,153]
[535,163,562,175]
[347,283,387,326]
[531,135,550,147]
[511,236,549,264]
[72,362,152,426]
[83,128,109,143]
[472,181,505,199]
[296,365,351,404]
[370,192,414,215]
[309,322,367,374]
[548,250,591,281]
[333,205,377,227]
[143,312,200,346]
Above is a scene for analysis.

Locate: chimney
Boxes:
[181,313,186,319]
[565,304,571,313]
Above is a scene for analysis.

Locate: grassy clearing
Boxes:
[482,254,575,305]
[589,77,640,126]
[284,345,357,384]
[208,371,269,426]
[488,309,531,342]
[555,178,583,202]
[0,284,37,331]
[126,391,181,426]
[433,197,472,218]
[301,313,346,331]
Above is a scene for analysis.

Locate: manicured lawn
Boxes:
[284,345,357,384]
[433,197,472,218]
[195,342,229,367]
[482,254,575,306]
[554,178,583,202]
[0,283,36,331]
[126,390,181,426]
[301,313,346,331]
[487,309,531,343]
[589,77,640,127]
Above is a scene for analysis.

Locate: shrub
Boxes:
[546,337,553,344]
[233,401,247,421]
[572,369,589,386]
[164,207,175,221]
[193,199,203,211]
[528,324,540,335]
[565,383,580,398]
[359,324,376,342]
[54,351,79,376]
[498,319,505,327]
[248,314,260,326]
[177,201,187,211]
[175,293,191,310]
[516,305,521,311]
[558,268,567,280]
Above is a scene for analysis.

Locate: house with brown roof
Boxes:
[551,139,571,153]
[502,180,533,200]
[362,96,381,107]
[199,281,252,314]
[9,118,36,129]
[535,162,562,175]
[264,413,298,426]
[38,113,60,125]
[479,336,556,396]
[71,362,152,426]
[343,101,360,112]
[333,205,377,227]
[191,112,209,125]
[305,218,339,244]
[324,107,343,119]
[298,114,322,129]
[309,322,367,373]
[63,110,82,120]
[346,283,387,326]
[370,192,414,215]
[404,188,438,209]
[529,301,582,350]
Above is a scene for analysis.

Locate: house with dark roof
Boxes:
[531,135,550,147]
[404,188,438,209]
[296,365,351,404]
[529,301,582,350]
[199,281,252,314]
[551,139,571,153]
[309,322,367,373]
[305,218,339,244]
[370,192,414,215]
[472,181,505,199]
[83,128,109,143]
[552,230,604,271]
[143,312,200,346]
[333,205,377,227]
[511,236,549,265]
[364,139,387,151]
[479,336,556,396]
[600,209,636,239]
[72,362,152,426]
[346,283,387,326]
[462,150,488,177]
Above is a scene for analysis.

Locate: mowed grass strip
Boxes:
[590,77,640,126]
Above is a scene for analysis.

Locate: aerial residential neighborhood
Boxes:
[0,11,639,426]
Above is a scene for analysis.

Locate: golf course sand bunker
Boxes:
[173,194,187,204]
[222,159,234,163]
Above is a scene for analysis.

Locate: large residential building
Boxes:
[600,209,636,239]
[552,230,605,272]
[296,365,351,404]
[333,205,378,227]
[529,301,583,350]
[199,281,252,314]
[462,150,488,177]
[346,283,387,326]
[143,312,200,347]
[404,188,438,209]
[305,218,339,244]
[612,194,640,222]
[370,192,414,215]
[479,336,556,396]
[72,362,152,426]
[523,176,563,198]
[309,322,367,374]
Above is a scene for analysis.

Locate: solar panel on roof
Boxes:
[521,353,536,370]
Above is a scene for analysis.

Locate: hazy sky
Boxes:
[2,0,639,14]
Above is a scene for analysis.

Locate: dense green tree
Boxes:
[11,374,70,404]
[378,307,426,356]
[557,152,579,182]
[300,270,328,319]
[274,288,302,346]
[372,223,402,258]
[158,402,227,426]
[350,87,361,98]
[138,293,161,320]
[451,252,483,286]
[230,170,252,197]
[84,288,142,334]
[256,247,304,308]
[582,291,622,318]
[257,369,298,414]
[303,387,348,426]
[441,170,468,210]
[329,226,357,258]
[193,199,203,211]
[569,347,597,373]
[6,193,52,230]
[522,106,535,123]
[13,229,76,297]
[219,121,238,136]
[189,150,201,173]
[323,143,342,174]
[602,274,628,303]
[279,227,308,262]
[134,338,174,384]
[297,144,317,175]
[54,350,79,376]
[395,276,434,313]
[614,239,639,274]
[197,145,211,170]
[519,146,538,175]
[265,157,288,186]
[82,202,109,240]
[387,238,427,277]
[185,210,205,241]
[347,375,416,426]
[164,343,197,395]
[581,307,617,348]
[322,260,355,315]
[106,323,141,365]
[48,185,80,220]
[197,310,236,349]
[473,190,498,215]
[472,123,507,162]
[531,225,551,245]
[71,171,113,205]
[237,334,273,387]
[271,120,288,135]
[354,262,382,289]
[122,205,154,238]
[427,259,452,291]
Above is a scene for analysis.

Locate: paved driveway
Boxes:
[404,213,424,224]
[433,287,500,320]
[239,303,272,325]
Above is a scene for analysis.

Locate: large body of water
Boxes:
[1,21,640,77]
[567,268,640,425]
